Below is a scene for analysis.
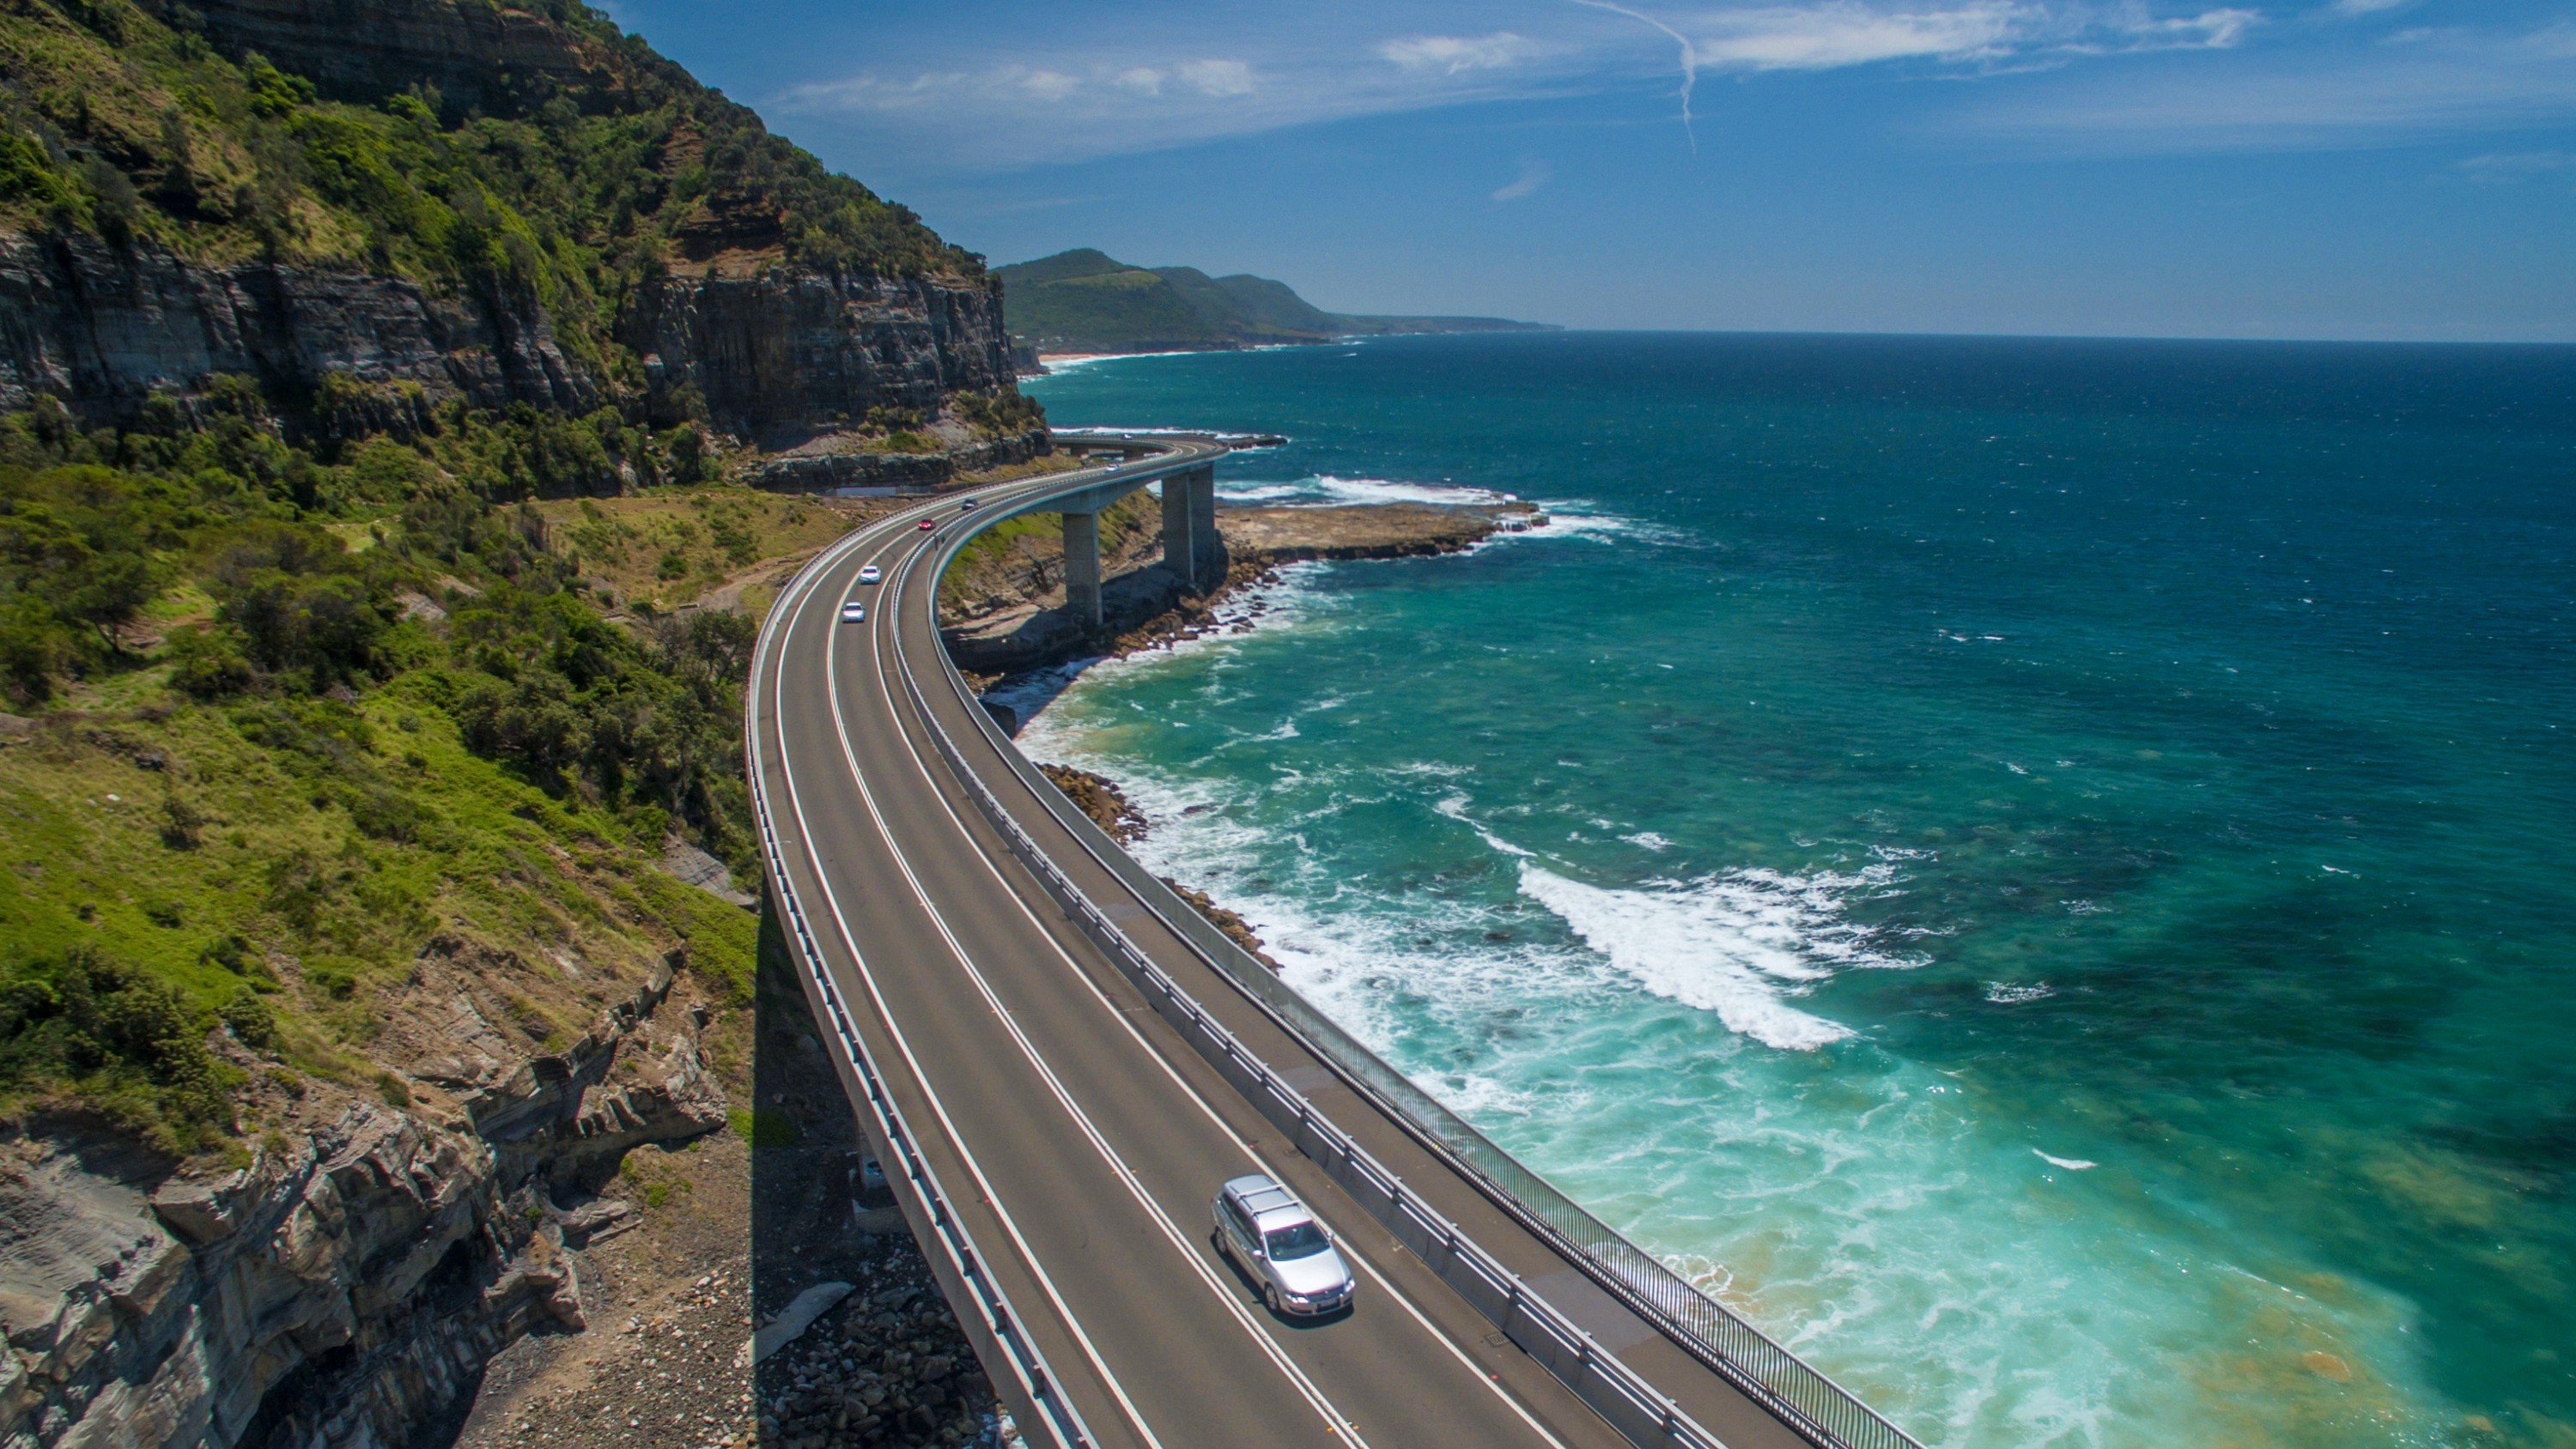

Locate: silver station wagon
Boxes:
[1212,1173,1356,1318]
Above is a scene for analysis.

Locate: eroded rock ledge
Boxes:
[0,939,728,1449]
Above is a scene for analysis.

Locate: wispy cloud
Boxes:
[1176,58,1259,95]
[1572,1,1703,149]
[1949,18,2576,152]
[2455,149,2576,181]
[1492,157,1555,199]
[1570,2,2263,149]
[773,3,2576,173]
[1686,3,2027,70]
[1380,33,1540,74]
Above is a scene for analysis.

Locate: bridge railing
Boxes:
[914,452,1926,1449]
[749,525,1100,1449]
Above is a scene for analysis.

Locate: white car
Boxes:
[858,565,883,585]
[1213,1174,1356,1318]
[840,602,866,624]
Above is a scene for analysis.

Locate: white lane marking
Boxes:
[866,529,1579,1449]
[764,516,1170,1449]
[823,548,1370,1446]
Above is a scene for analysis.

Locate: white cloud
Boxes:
[1950,19,2576,151]
[775,3,2576,173]
[1492,157,1555,199]
[1686,3,2029,70]
[1176,58,1258,95]
[2330,0,2410,14]
[2455,149,2576,181]
[1381,32,1541,73]
[2092,8,2259,53]
[1018,68,1081,101]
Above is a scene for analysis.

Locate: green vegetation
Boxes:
[0,0,975,383]
[0,386,761,1152]
[728,1105,799,1148]
[996,248,1547,353]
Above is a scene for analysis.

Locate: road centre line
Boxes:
[766,509,1167,1449]
[817,529,1371,1446]
[866,507,1583,1449]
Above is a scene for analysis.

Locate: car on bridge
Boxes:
[1213,1174,1356,1319]
[858,565,882,585]
[841,601,866,624]
[959,496,979,511]
[917,518,936,530]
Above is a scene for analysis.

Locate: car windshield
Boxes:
[1263,1222,1329,1260]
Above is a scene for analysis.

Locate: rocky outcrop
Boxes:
[0,232,597,425]
[137,0,623,115]
[0,938,726,1449]
[621,269,1018,447]
[746,425,1050,494]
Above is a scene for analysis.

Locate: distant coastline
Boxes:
[999,248,1550,367]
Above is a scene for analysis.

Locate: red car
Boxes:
[917,518,935,530]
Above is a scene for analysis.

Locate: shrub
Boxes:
[0,948,237,1155]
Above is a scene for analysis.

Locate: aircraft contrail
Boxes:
[1571,0,1699,151]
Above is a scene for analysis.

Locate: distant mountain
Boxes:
[996,249,1552,355]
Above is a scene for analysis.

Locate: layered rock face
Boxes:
[0,233,598,425]
[137,0,618,116]
[623,268,1018,446]
[0,944,726,1449]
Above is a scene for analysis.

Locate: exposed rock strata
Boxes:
[0,232,595,425]
[619,270,1019,447]
[0,937,728,1449]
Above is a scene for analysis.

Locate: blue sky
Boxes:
[602,1,2576,341]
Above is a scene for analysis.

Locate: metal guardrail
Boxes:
[747,524,1100,1449]
[888,515,1722,1449]
[914,447,1927,1449]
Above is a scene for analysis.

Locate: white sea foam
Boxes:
[1434,793,1533,858]
[1498,502,1692,549]
[1986,982,2055,1004]
[1220,474,1518,508]
[1516,865,1871,1051]
[1031,353,1200,374]
[2033,1149,2097,1171]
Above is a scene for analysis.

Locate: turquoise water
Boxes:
[1020,335,2576,1447]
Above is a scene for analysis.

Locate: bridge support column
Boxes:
[1161,473,1199,591]
[1062,509,1103,629]
[1187,465,1222,587]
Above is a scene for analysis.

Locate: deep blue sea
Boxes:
[1020,333,2576,1447]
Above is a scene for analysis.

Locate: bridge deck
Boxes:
[753,446,1838,1449]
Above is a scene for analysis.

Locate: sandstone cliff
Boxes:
[1,941,727,1449]
[0,231,596,424]
[0,0,1035,470]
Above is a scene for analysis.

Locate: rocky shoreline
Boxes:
[947,498,1542,682]
[970,498,1541,971]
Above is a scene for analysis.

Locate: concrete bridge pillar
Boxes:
[1161,472,1199,590]
[1186,465,1221,586]
[1062,510,1103,629]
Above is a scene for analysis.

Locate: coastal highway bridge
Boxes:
[745,434,1924,1449]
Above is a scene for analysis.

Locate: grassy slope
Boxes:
[0,0,1045,1167]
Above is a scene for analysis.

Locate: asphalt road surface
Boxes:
[750,447,1827,1449]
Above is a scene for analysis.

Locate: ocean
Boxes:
[1017,333,2576,1447]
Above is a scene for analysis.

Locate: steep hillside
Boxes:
[0,0,1042,457]
[997,248,1550,354]
[0,4,1044,1445]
